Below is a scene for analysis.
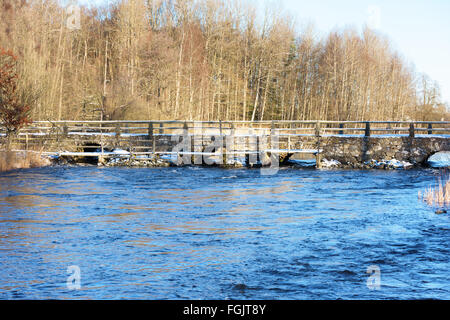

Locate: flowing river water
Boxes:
[0,166,448,299]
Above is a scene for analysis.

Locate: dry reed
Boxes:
[419,170,450,208]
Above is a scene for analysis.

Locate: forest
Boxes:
[0,0,448,122]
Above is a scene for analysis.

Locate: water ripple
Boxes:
[0,167,448,299]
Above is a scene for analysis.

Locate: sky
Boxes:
[255,0,450,104]
[77,0,450,104]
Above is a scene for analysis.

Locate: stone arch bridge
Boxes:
[1,120,449,168]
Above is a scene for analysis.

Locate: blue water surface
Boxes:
[0,166,448,299]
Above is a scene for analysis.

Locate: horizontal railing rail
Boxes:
[1,120,450,140]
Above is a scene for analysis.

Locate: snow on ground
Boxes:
[365,159,413,169]
[427,151,450,168]
[229,157,246,167]
[159,153,179,164]
[112,149,130,155]
[321,159,342,168]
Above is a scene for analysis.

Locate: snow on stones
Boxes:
[427,151,450,168]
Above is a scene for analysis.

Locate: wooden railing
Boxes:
[1,120,449,138]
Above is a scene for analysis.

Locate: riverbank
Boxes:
[3,147,447,171]
[318,158,415,170]
[0,151,52,172]
[48,153,442,171]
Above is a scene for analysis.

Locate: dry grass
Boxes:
[0,150,51,172]
[419,171,450,208]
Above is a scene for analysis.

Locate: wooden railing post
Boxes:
[115,123,121,137]
[270,120,275,150]
[148,123,155,155]
[159,122,164,134]
[183,121,188,136]
[315,121,321,137]
[409,123,415,138]
[387,123,392,135]
[183,122,189,163]
[256,135,260,164]
[63,123,68,138]
[365,122,371,137]
[428,123,433,135]
[101,132,104,155]
[339,123,344,135]
[115,123,121,149]
[315,121,322,169]
[148,123,153,139]
[229,123,236,164]
[191,127,196,165]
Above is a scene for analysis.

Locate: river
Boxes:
[0,166,448,299]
